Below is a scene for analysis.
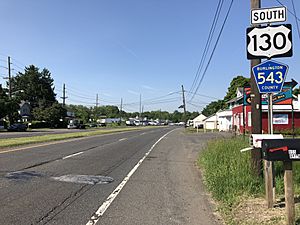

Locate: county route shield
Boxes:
[252,60,288,94]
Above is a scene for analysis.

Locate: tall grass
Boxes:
[198,136,264,207]
[198,136,300,223]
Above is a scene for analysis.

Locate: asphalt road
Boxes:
[0,128,227,225]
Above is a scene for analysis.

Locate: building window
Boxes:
[273,114,288,124]
[248,112,252,127]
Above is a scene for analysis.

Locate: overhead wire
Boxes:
[189,0,234,102]
[291,0,300,41]
[274,0,300,22]
[188,0,224,97]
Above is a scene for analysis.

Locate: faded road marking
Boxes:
[86,129,175,225]
[62,152,83,159]
[118,138,127,141]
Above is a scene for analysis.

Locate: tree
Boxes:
[0,85,20,123]
[33,102,66,127]
[170,110,183,123]
[224,75,250,102]
[293,87,300,96]
[10,65,56,109]
[66,105,91,123]
[0,85,8,119]
[201,100,225,117]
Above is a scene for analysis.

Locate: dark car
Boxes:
[7,123,28,132]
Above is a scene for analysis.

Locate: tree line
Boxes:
[0,65,199,127]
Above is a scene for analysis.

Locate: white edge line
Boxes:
[86,129,175,225]
[62,152,84,159]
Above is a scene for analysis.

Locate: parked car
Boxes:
[67,119,86,129]
[7,123,27,132]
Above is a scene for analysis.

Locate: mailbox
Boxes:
[262,139,300,161]
[250,134,283,148]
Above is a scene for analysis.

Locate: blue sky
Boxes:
[0,0,299,112]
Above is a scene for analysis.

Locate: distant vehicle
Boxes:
[67,119,86,129]
[187,120,194,127]
[98,118,120,126]
[177,122,186,126]
[126,119,135,126]
[7,123,27,132]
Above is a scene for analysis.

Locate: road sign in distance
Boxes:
[247,24,293,59]
[252,60,288,94]
[251,6,286,25]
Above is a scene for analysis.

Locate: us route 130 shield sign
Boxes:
[246,24,293,59]
[252,60,288,94]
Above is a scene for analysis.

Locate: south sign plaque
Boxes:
[251,6,286,25]
[247,24,293,59]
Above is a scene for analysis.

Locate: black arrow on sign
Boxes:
[284,79,298,89]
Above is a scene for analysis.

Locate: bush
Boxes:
[29,121,50,128]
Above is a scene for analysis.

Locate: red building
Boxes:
[229,87,300,134]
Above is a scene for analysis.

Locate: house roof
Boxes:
[217,109,232,117]
[193,114,207,122]
[203,114,217,122]
[226,95,243,104]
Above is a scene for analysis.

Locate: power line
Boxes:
[185,90,220,100]
[189,0,234,101]
[189,0,224,97]
[291,0,300,41]
[123,91,180,106]
[274,0,300,22]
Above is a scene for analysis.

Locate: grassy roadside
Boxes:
[0,127,143,148]
[198,136,300,224]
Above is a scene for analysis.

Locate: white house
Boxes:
[217,110,232,132]
[193,114,207,128]
[18,101,31,122]
[203,114,218,130]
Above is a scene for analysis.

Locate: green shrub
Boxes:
[29,121,50,128]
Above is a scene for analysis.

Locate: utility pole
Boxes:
[181,85,187,126]
[139,94,142,119]
[61,83,67,107]
[8,56,11,99]
[250,0,262,177]
[96,94,99,107]
[119,98,123,125]
[7,56,12,125]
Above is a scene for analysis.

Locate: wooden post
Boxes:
[250,0,262,178]
[284,161,295,225]
[264,160,274,208]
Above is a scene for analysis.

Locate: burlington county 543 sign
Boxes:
[247,24,293,59]
[252,60,288,93]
